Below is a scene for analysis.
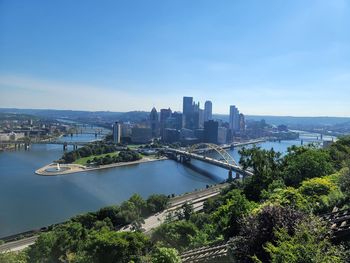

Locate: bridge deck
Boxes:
[167,148,253,177]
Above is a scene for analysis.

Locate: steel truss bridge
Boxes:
[166,143,254,178]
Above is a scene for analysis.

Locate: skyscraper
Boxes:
[239,113,246,132]
[113,122,121,144]
[217,127,228,144]
[204,120,218,144]
[183,96,193,129]
[182,96,201,130]
[204,100,212,122]
[149,107,159,137]
[199,109,204,128]
[160,108,172,138]
[183,97,193,116]
[229,105,240,131]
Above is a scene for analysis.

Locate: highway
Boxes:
[0,235,38,253]
[121,183,229,234]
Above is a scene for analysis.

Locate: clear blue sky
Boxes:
[0,0,349,116]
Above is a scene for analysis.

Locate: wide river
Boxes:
[0,130,332,238]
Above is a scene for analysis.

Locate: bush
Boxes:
[151,221,198,251]
[229,205,305,263]
[282,146,334,187]
[265,216,347,263]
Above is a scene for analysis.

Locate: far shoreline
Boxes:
[35,156,168,176]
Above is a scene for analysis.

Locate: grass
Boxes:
[127,144,145,149]
[74,152,119,165]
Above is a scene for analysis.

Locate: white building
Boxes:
[204,100,212,121]
[113,122,121,144]
[229,105,240,131]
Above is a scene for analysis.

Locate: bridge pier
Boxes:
[179,155,191,163]
[63,143,68,151]
[228,169,233,182]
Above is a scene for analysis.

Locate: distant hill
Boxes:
[213,114,350,126]
[1,108,349,127]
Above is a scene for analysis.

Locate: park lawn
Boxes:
[74,152,119,165]
[127,144,145,149]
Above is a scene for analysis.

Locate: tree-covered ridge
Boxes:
[2,136,350,262]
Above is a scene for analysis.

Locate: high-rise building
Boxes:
[183,96,193,129]
[149,107,159,137]
[217,127,228,144]
[204,101,212,122]
[199,109,204,128]
[229,105,240,131]
[183,97,193,116]
[165,112,183,131]
[182,96,201,130]
[239,113,246,132]
[160,108,172,138]
[163,128,180,143]
[204,120,218,144]
[131,127,152,143]
[113,122,121,144]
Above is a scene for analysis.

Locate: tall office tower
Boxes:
[229,105,240,131]
[217,127,228,144]
[165,112,183,130]
[199,109,204,128]
[204,100,212,121]
[239,113,246,132]
[183,96,193,129]
[204,120,218,144]
[192,102,200,130]
[113,121,121,144]
[171,112,183,130]
[160,108,172,138]
[149,107,159,137]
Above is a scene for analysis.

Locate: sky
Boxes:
[0,0,350,116]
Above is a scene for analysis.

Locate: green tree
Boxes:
[265,187,310,212]
[265,217,347,263]
[211,189,256,238]
[151,247,181,263]
[339,167,350,202]
[151,221,198,251]
[282,146,334,187]
[0,251,28,263]
[85,230,152,263]
[146,194,169,215]
[229,205,304,263]
[181,202,194,221]
[239,146,283,201]
[327,136,350,169]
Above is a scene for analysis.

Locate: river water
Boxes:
[0,130,333,238]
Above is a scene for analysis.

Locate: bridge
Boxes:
[166,143,254,178]
[0,140,102,151]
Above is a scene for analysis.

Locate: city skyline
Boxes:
[1,0,350,117]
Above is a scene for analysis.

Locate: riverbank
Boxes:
[35,156,168,176]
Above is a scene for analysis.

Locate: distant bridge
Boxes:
[166,143,254,178]
[0,140,102,151]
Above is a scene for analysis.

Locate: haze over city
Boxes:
[1,0,350,116]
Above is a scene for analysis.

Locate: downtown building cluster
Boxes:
[113,96,245,145]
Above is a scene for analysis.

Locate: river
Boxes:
[0,130,333,238]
